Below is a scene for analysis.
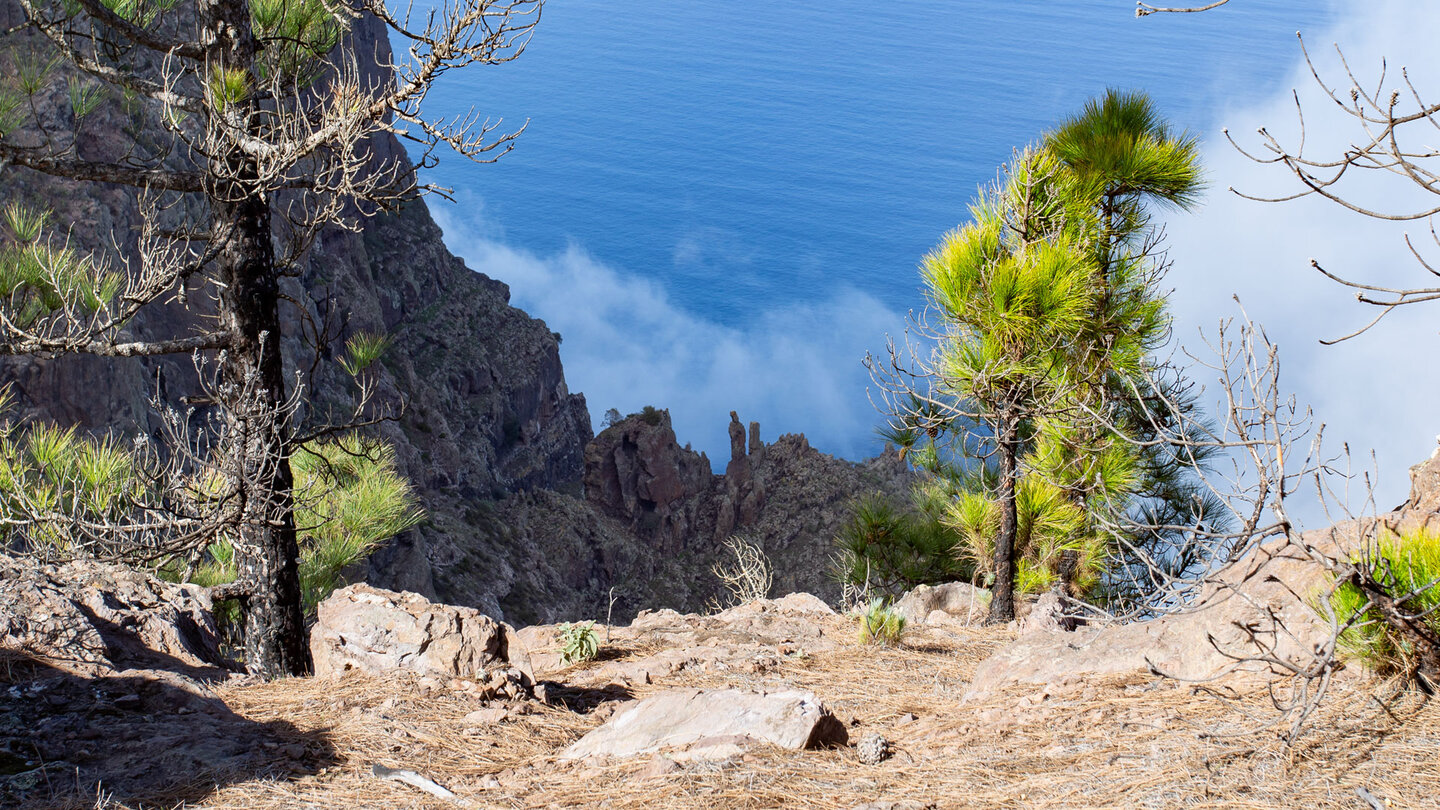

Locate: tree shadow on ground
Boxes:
[539,681,634,715]
[0,648,336,809]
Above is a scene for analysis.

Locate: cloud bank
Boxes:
[1164,0,1440,517]
[433,209,905,466]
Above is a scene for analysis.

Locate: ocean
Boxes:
[408,0,1342,464]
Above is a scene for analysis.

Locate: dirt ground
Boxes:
[26,611,1438,810]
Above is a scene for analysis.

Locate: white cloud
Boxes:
[1165,0,1440,520]
[433,208,904,465]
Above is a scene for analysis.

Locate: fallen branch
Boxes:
[371,764,477,808]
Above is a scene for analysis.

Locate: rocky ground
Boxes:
[9,453,1440,809]
[6,579,1440,809]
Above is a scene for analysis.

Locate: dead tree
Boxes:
[0,0,538,677]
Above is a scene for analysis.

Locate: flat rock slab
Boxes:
[561,688,847,760]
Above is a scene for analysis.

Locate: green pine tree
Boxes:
[1045,89,1226,597]
[920,148,1100,621]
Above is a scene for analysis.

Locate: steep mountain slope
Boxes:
[475,410,911,624]
[0,6,592,612]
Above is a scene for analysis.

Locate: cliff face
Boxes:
[478,409,912,624]
[0,6,593,613]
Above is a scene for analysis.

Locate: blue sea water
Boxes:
[408,0,1339,462]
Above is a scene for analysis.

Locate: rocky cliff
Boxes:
[472,409,911,625]
[0,6,592,609]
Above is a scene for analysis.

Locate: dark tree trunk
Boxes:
[203,0,308,678]
[988,405,1020,624]
[213,187,308,678]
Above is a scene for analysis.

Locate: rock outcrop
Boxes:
[0,553,230,678]
[0,554,335,808]
[893,582,990,627]
[560,688,847,762]
[563,408,910,616]
[517,593,842,688]
[310,584,532,700]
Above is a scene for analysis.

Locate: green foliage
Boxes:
[923,158,1098,399]
[340,331,392,376]
[8,425,423,619]
[857,598,905,646]
[0,203,120,325]
[558,620,600,664]
[251,0,347,83]
[0,410,142,555]
[0,89,25,137]
[100,0,178,28]
[14,51,59,97]
[66,77,104,121]
[1326,530,1440,676]
[2,203,46,243]
[832,492,973,596]
[1047,89,1203,217]
[880,90,1212,611]
[155,435,422,618]
[289,436,424,612]
[208,68,250,113]
[946,472,1098,596]
[638,405,663,426]
[1042,90,1222,600]
[914,147,1101,610]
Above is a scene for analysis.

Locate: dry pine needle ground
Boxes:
[81,619,1440,810]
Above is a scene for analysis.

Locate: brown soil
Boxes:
[42,618,1440,810]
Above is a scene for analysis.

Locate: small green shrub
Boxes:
[339,331,391,376]
[638,405,663,426]
[832,493,973,597]
[857,598,905,646]
[558,620,600,665]
[1326,529,1440,676]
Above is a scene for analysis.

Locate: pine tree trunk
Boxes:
[203,0,308,678]
[214,188,308,678]
[989,405,1020,624]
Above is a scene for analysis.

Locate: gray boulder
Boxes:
[310,584,533,699]
[893,582,990,627]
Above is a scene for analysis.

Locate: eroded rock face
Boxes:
[581,409,715,553]
[0,6,593,623]
[569,409,910,615]
[310,584,532,700]
[0,553,230,678]
[560,688,848,761]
